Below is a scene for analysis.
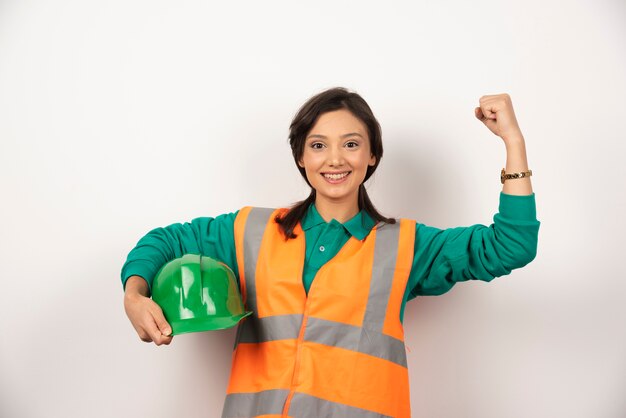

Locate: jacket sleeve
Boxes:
[407,192,540,298]
[119,210,239,293]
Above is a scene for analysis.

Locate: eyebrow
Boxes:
[306,132,364,140]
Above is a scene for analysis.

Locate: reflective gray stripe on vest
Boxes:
[221,389,289,418]
[238,313,304,343]
[221,390,392,418]
[242,207,276,314]
[236,314,407,367]
[288,391,393,418]
[304,316,407,367]
[364,221,401,332]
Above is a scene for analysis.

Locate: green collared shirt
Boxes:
[121,192,540,324]
[300,203,377,296]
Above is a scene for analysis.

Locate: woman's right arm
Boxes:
[120,211,239,345]
[120,211,240,293]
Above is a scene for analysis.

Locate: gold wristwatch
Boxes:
[501,168,532,184]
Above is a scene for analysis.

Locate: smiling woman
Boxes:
[276,87,396,239]
[121,86,540,418]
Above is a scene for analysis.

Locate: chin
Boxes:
[319,189,359,201]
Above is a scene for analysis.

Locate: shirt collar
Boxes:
[301,203,377,240]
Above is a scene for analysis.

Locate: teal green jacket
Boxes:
[120,192,540,324]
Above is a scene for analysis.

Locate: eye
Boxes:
[345,141,359,148]
[310,142,325,149]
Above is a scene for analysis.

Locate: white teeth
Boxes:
[323,172,349,180]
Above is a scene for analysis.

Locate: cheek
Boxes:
[300,158,319,179]
[350,152,372,168]
[301,152,323,170]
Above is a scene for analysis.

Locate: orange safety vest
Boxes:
[222,206,416,418]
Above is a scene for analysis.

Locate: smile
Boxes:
[321,171,351,183]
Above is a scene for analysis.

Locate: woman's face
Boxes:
[298,109,376,208]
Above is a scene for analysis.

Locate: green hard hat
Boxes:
[151,254,253,335]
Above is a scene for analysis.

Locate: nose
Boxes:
[327,145,345,167]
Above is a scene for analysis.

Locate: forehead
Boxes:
[308,109,367,137]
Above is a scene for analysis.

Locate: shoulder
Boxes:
[372,217,417,230]
[235,206,286,223]
[237,206,283,213]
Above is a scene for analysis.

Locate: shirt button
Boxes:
[319,246,325,252]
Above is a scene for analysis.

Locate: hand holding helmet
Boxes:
[124,275,173,346]
[124,254,252,346]
[150,254,253,335]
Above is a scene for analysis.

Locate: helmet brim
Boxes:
[168,310,254,335]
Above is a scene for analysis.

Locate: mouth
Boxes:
[321,171,351,183]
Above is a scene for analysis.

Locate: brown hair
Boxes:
[275,86,396,239]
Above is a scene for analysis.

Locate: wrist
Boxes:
[503,133,525,148]
[124,275,150,298]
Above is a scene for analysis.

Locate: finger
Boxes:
[144,316,165,344]
[153,334,170,346]
[150,329,164,345]
[147,315,173,346]
[155,318,172,337]
[479,94,503,103]
[152,331,173,346]
[161,335,174,345]
[151,306,173,337]
[481,105,497,120]
[478,96,500,119]
[475,107,493,122]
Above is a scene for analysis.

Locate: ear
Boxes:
[369,154,377,166]
[298,159,305,168]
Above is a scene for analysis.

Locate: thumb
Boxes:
[153,310,173,336]
[475,106,496,121]
[474,107,486,121]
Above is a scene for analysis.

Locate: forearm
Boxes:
[502,135,533,195]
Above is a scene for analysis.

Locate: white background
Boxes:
[1,1,625,417]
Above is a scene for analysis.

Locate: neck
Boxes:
[314,193,360,224]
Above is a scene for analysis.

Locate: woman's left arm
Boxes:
[475,93,533,196]
[405,94,540,298]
